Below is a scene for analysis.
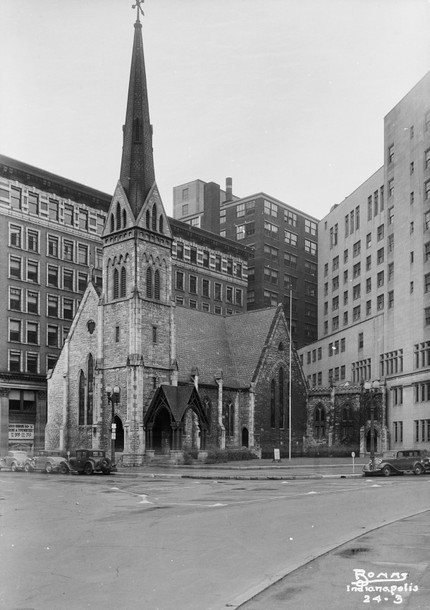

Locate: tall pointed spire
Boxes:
[119,5,155,217]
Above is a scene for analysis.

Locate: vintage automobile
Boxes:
[363,449,430,476]
[26,449,70,474]
[0,450,32,472]
[69,449,111,475]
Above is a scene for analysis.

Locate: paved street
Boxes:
[0,471,429,610]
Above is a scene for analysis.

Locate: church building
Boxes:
[46,8,307,464]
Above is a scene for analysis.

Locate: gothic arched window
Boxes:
[122,209,127,228]
[154,269,160,300]
[146,267,153,298]
[120,267,127,298]
[110,214,115,233]
[159,215,164,234]
[270,379,276,428]
[87,354,93,425]
[113,268,119,299]
[78,370,85,425]
[116,202,121,231]
[152,204,157,231]
[279,367,284,428]
[146,209,150,229]
[314,404,326,439]
[223,401,234,437]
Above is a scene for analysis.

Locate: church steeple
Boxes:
[119,3,155,218]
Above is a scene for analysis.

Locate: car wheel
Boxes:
[413,463,424,475]
[24,462,32,473]
[84,462,93,475]
[382,465,391,477]
[11,462,17,472]
[59,463,69,475]
[45,462,53,474]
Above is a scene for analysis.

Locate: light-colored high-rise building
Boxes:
[299,72,430,452]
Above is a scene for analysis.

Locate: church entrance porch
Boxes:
[144,385,209,460]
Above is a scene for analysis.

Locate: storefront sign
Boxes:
[9,424,34,440]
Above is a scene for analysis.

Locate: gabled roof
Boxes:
[174,306,282,388]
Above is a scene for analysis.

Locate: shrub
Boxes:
[205,448,259,464]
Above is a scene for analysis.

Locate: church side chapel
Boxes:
[46,4,307,465]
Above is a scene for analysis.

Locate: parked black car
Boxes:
[363,449,430,476]
[69,449,111,475]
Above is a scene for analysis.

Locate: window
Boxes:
[27,260,39,283]
[47,235,59,257]
[353,284,361,300]
[9,319,21,342]
[264,245,278,261]
[49,198,59,221]
[47,265,59,287]
[388,178,394,198]
[264,222,278,239]
[226,286,233,303]
[189,275,197,294]
[77,272,87,293]
[26,353,38,374]
[63,299,74,320]
[27,230,39,252]
[9,351,21,372]
[284,253,297,268]
[377,271,384,287]
[202,251,209,269]
[330,224,338,247]
[152,326,157,344]
[388,290,394,309]
[79,209,88,231]
[377,224,384,241]
[236,203,245,217]
[115,326,120,343]
[377,294,384,311]
[10,224,22,248]
[175,271,184,291]
[235,289,243,306]
[63,269,74,291]
[220,209,226,225]
[353,305,361,321]
[78,244,88,265]
[305,261,317,277]
[10,256,22,279]
[122,267,128,298]
[226,259,233,275]
[353,241,361,257]
[190,247,197,264]
[264,200,277,217]
[285,210,297,226]
[47,325,59,348]
[64,240,74,261]
[305,240,317,255]
[202,279,210,298]
[28,192,39,215]
[64,204,74,226]
[214,283,222,301]
[47,295,59,317]
[236,224,245,240]
[388,234,394,253]
[10,287,22,311]
[264,268,278,285]
[284,274,297,290]
[10,186,22,210]
[304,219,317,235]
[263,290,278,307]
[377,248,384,265]
[26,321,38,344]
[353,262,361,279]
[388,144,394,164]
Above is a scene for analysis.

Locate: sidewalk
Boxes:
[115,456,368,480]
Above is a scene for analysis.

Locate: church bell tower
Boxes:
[100,1,174,464]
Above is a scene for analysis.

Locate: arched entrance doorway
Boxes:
[242,427,249,448]
[114,415,124,452]
[152,407,172,454]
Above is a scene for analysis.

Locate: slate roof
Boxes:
[174,306,282,388]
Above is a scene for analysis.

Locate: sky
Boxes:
[1,0,429,220]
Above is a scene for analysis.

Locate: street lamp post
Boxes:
[106,385,120,472]
[363,380,380,465]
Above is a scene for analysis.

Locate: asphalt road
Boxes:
[0,472,429,610]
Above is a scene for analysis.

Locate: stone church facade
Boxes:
[46,12,307,464]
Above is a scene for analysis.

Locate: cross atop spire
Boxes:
[132,0,144,22]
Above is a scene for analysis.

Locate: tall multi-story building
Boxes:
[0,156,249,453]
[299,71,430,453]
[174,179,319,349]
[0,154,108,451]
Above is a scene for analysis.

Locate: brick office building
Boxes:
[46,10,307,463]
[173,179,319,349]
